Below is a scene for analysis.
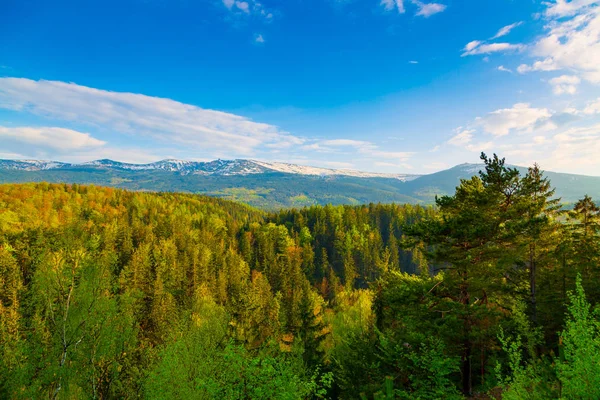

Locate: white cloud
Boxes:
[423,161,450,170]
[549,74,581,94]
[0,78,303,157]
[321,139,371,147]
[549,123,600,171]
[545,0,599,17]
[462,22,525,57]
[310,138,414,161]
[583,97,600,113]
[235,1,250,13]
[446,129,493,152]
[300,143,324,151]
[519,4,600,84]
[475,103,554,136]
[462,42,525,56]
[221,0,273,21]
[368,150,414,159]
[380,0,446,17]
[412,1,447,17]
[409,60,419,64]
[0,126,105,151]
[466,141,494,152]
[504,148,535,158]
[0,151,27,159]
[448,129,474,146]
[517,58,560,73]
[255,34,265,43]
[491,21,524,39]
[464,40,482,52]
[381,0,405,13]
[498,65,513,73]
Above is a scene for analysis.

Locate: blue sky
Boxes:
[1,0,600,174]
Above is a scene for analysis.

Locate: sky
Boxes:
[1,0,600,175]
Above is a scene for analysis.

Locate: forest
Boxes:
[1,153,600,399]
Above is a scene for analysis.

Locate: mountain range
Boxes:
[1,158,599,209]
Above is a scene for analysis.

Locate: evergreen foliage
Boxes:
[0,153,599,399]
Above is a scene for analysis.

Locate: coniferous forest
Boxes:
[1,153,600,399]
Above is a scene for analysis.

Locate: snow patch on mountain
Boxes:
[0,158,420,180]
[0,160,69,171]
[251,160,419,181]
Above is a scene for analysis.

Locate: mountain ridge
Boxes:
[0,158,420,180]
[3,158,599,179]
[1,158,599,209]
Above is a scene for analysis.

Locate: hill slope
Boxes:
[1,159,599,208]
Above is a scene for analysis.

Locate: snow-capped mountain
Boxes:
[0,158,420,181]
[250,160,419,180]
[0,160,70,171]
[1,159,599,208]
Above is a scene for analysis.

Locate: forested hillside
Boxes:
[1,154,600,399]
[0,169,422,209]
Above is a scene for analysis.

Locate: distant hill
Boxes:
[403,163,600,206]
[0,159,598,208]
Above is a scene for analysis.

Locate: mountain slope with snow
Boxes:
[0,158,419,180]
[1,159,599,209]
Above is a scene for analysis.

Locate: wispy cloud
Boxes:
[464,40,481,52]
[497,65,513,73]
[517,58,559,74]
[254,34,265,43]
[545,0,599,17]
[462,42,525,56]
[0,125,164,163]
[474,103,554,136]
[549,75,581,95]
[307,138,414,161]
[381,0,405,14]
[462,21,526,57]
[584,97,600,114]
[0,78,303,157]
[221,0,273,20]
[491,21,524,39]
[412,0,447,17]
[518,2,600,84]
[380,0,446,16]
[236,1,250,13]
[448,129,474,146]
[437,98,600,174]
[321,139,371,147]
[550,123,600,171]
[0,126,105,151]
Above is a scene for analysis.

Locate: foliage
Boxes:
[556,275,600,399]
[0,151,599,399]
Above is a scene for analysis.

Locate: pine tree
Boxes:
[405,153,525,394]
[515,164,561,324]
[560,196,600,304]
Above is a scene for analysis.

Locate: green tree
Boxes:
[405,153,522,394]
[557,275,600,399]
